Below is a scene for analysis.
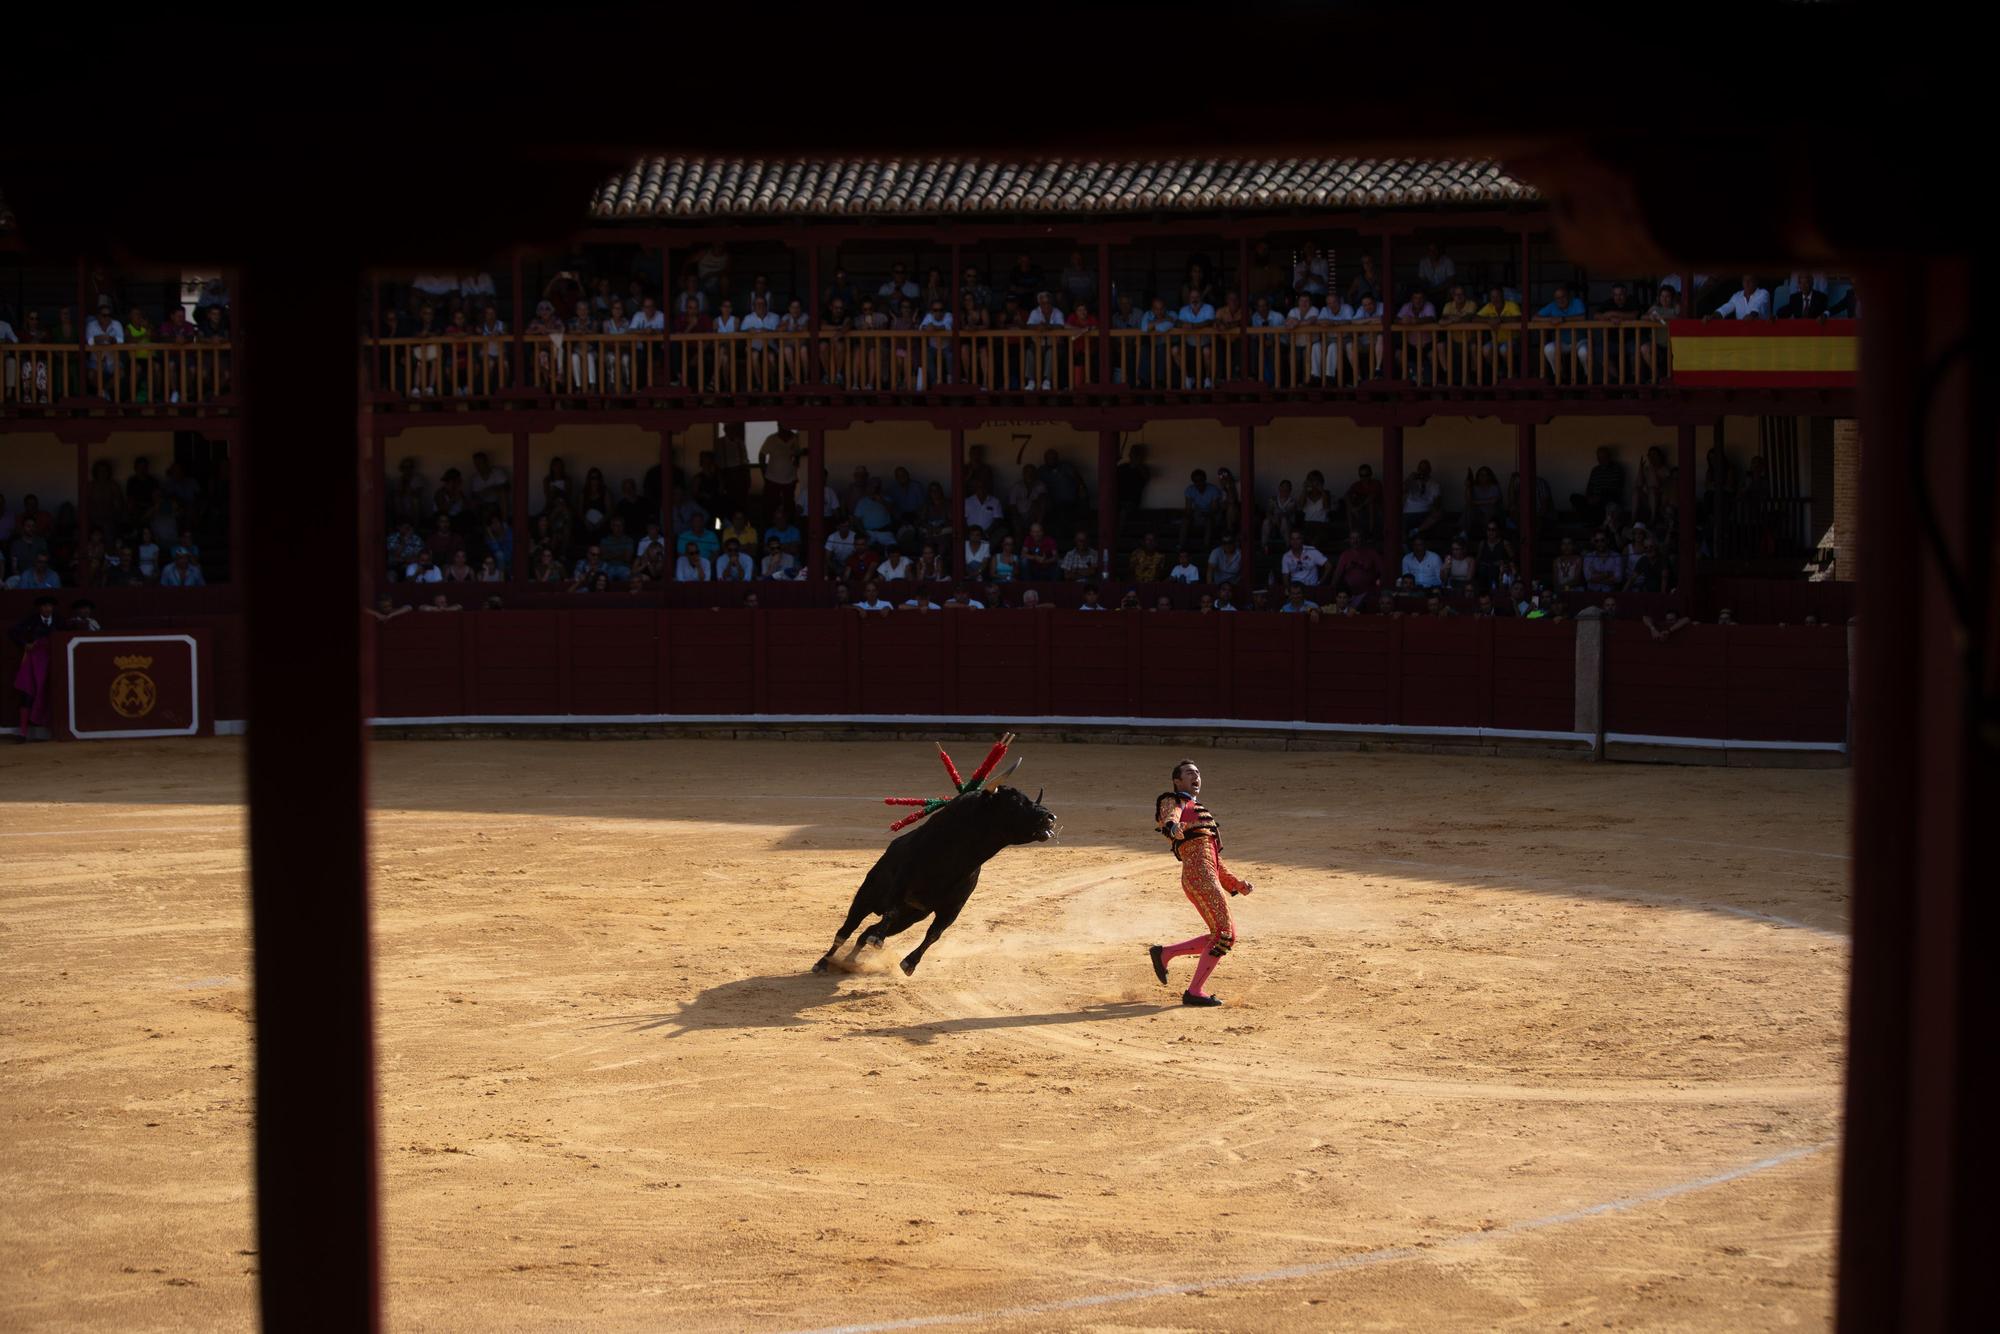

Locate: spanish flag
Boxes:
[1669,319,1857,387]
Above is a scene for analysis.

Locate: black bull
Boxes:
[813,785,1056,976]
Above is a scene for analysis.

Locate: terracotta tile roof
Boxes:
[591,157,1535,221]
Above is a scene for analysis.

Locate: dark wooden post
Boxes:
[241,251,380,1331]
[1238,424,1256,588]
[75,436,90,538]
[1096,241,1113,389]
[951,426,967,579]
[1678,422,1699,611]
[1383,425,1405,557]
[807,426,826,581]
[1379,233,1394,380]
[74,256,88,399]
[1097,429,1117,577]
[511,428,530,583]
[1236,234,1251,381]
[1517,422,1537,583]
[509,250,525,390]
[806,242,820,383]
[228,424,246,590]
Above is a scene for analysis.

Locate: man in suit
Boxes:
[1779,273,1832,320]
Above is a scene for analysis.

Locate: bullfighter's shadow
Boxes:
[852,1000,1169,1045]
[595,970,883,1038]
[595,977,1169,1042]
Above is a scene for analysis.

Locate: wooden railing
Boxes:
[1523,319,1673,387]
[3,342,233,406]
[350,319,1683,402]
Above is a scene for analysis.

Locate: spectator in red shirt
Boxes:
[1021,522,1059,582]
[1330,530,1386,609]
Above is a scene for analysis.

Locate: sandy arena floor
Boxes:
[0,738,1848,1331]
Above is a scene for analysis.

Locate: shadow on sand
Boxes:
[853,999,1170,1045]
[591,972,1170,1042]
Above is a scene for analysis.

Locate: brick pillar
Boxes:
[1833,417,1861,581]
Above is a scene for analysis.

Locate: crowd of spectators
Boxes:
[374,420,1810,627]
[355,241,1858,400]
[2,454,220,590]
[1,275,231,404]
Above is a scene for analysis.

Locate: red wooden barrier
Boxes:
[1602,621,1847,742]
[365,609,1603,737]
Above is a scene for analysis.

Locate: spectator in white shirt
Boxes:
[1402,459,1445,539]
[1706,275,1771,321]
[824,518,865,578]
[878,264,919,305]
[740,296,781,390]
[918,300,955,387]
[1077,584,1106,611]
[854,580,894,614]
[404,550,443,583]
[1280,531,1328,587]
[709,299,741,391]
[85,302,124,393]
[1292,245,1329,297]
[963,525,992,579]
[1025,291,1065,390]
[675,541,712,582]
[1401,536,1444,589]
[1167,550,1201,583]
[1417,244,1456,297]
[877,549,914,582]
[964,483,1005,535]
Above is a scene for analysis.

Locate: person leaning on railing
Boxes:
[1476,284,1521,378]
[1639,285,1681,382]
[1434,285,1480,385]
[956,296,991,389]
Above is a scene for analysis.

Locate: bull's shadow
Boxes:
[594,970,889,1038]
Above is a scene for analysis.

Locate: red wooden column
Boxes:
[1383,425,1405,557]
[658,428,675,540]
[1096,429,1116,577]
[1516,422,1537,582]
[807,426,826,581]
[510,428,529,583]
[1236,234,1250,380]
[1238,424,1256,588]
[806,243,819,383]
[509,250,525,389]
[950,426,967,578]
[1096,242,1113,389]
[75,435,90,537]
[1678,422,1699,611]
[1378,233,1394,380]
[74,257,88,399]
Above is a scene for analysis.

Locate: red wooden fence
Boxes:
[369,608,1580,733]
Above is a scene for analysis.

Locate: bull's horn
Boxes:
[988,755,1024,787]
[1035,786,1044,805]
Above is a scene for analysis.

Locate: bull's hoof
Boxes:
[899,957,919,977]
[811,957,831,975]
[861,935,884,950]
